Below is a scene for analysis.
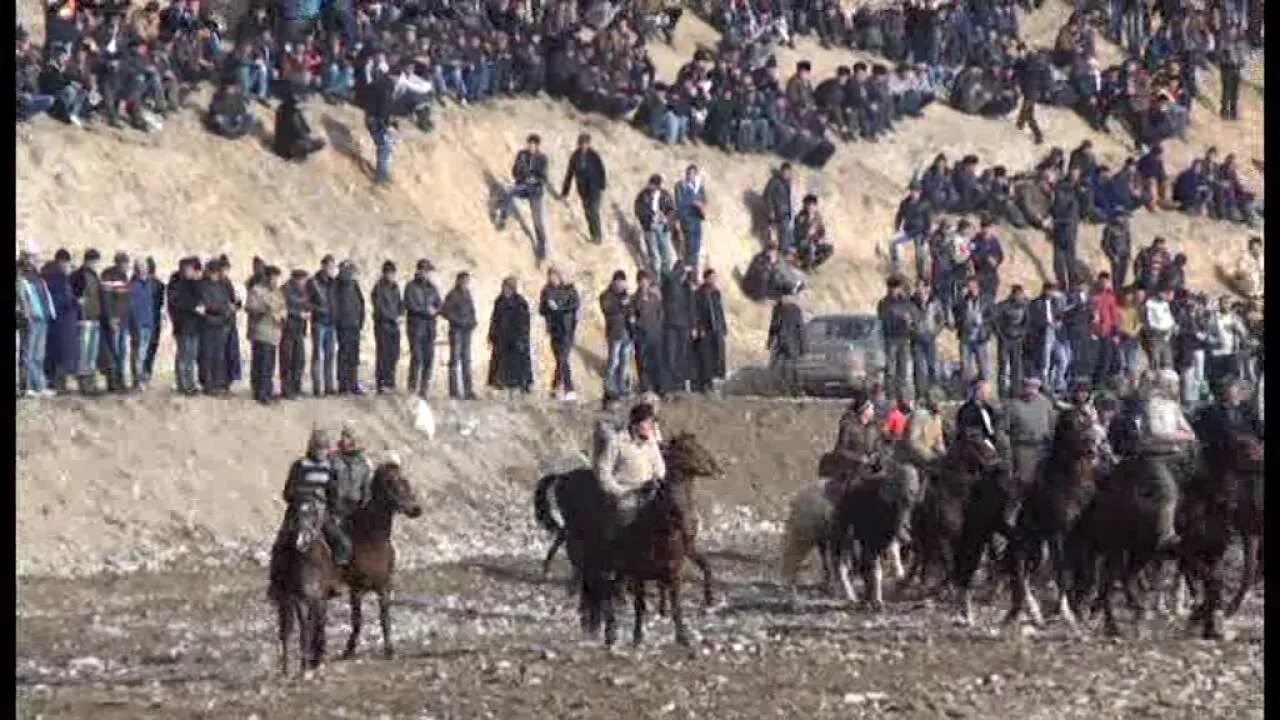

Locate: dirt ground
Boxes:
[16,548,1264,719]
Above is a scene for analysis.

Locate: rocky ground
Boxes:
[17,535,1265,719]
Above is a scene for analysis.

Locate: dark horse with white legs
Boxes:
[534,447,718,613]
[578,433,722,647]
[268,462,423,674]
[1002,408,1099,628]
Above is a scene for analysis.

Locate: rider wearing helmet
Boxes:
[279,428,347,564]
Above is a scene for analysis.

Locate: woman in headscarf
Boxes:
[487,276,532,394]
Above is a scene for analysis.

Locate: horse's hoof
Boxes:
[674,634,691,648]
[1104,623,1123,639]
[383,648,396,660]
[341,649,356,661]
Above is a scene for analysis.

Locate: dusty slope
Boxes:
[15,5,1263,396]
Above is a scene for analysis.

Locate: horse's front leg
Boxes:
[378,589,396,658]
[1226,534,1259,617]
[631,579,646,646]
[343,591,363,659]
[689,549,715,609]
[669,576,691,647]
[542,531,565,578]
[277,601,295,676]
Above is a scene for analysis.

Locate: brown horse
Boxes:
[907,428,1001,594]
[1002,408,1099,628]
[268,462,423,674]
[1179,433,1263,638]
[580,432,721,647]
[1224,436,1264,617]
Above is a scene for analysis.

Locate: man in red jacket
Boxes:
[1090,271,1120,385]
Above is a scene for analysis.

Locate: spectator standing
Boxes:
[1048,177,1081,291]
[442,271,478,400]
[496,134,551,261]
[1014,46,1049,145]
[1090,273,1120,384]
[599,270,633,404]
[560,133,607,244]
[1117,287,1145,379]
[673,165,707,270]
[634,174,677,274]
[1134,236,1171,292]
[68,249,104,394]
[40,249,78,393]
[245,266,286,404]
[891,184,933,281]
[631,269,665,395]
[99,252,133,394]
[364,67,396,184]
[877,275,918,402]
[142,257,164,382]
[127,260,159,390]
[538,267,580,401]
[953,276,992,385]
[333,260,366,395]
[403,260,443,398]
[661,263,696,394]
[196,259,234,395]
[217,255,244,389]
[1207,295,1247,388]
[768,293,806,390]
[692,268,726,393]
[371,260,405,394]
[280,269,311,400]
[970,217,1004,307]
[763,163,796,253]
[487,276,533,395]
[1028,282,1063,392]
[307,255,338,396]
[1142,285,1177,370]
[17,253,55,397]
[1100,212,1132,289]
[793,194,834,271]
[911,279,945,396]
[168,257,202,396]
[1218,24,1245,121]
[992,284,1029,399]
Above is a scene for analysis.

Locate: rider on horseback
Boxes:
[900,385,947,469]
[279,428,349,565]
[830,387,885,478]
[328,425,374,567]
[595,401,666,530]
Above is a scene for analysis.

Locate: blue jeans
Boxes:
[1052,337,1072,394]
[680,215,703,267]
[131,326,153,385]
[653,111,688,144]
[960,338,991,384]
[76,321,101,377]
[17,94,55,121]
[433,65,467,100]
[464,63,492,101]
[645,224,674,273]
[238,62,270,101]
[24,320,48,392]
[109,321,129,377]
[448,326,474,398]
[176,326,199,392]
[58,85,86,120]
[605,338,633,398]
[1120,336,1140,377]
[913,335,938,391]
[322,63,355,96]
[366,117,393,182]
[311,322,337,394]
[1123,7,1147,54]
[500,188,549,259]
[888,231,928,280]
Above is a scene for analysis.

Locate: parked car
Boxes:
[791,313,885,397]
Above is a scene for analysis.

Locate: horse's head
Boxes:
[372,462,424,518]
[954,427,1000,468]
[291,500,325,554]
[662,432,721,480]
[1053,408,1098,463]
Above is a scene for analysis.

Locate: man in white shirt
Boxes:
[1142,285,1177,369]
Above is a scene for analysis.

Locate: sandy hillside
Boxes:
[16,4,1264,398]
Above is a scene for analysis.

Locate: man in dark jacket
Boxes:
[1028,282,1064,391]
[634,174,677,274]
[560,132,607,244]
[693,269,726,393]
[68,249,104,395]
[1101,211,1132,289]
[892,184,932,280]
[99,252,135,394]
[1049,178,1081,291]
[307,255,338,396]
[631,269,665,395]
[496,133,551,260]
[371,260,403,393]
[1014,46,1049,144]
[363,68,396,183]
[443,271,478,399]
[273,90,326,161]
[207,82,252,139]
[403,259,442,398]
[599,270,633,404]
[993,284,1029,398]
[538,266,580,400]
[877,275,919,401]
[280,269,310,399]
[333,260,366,395]
[196,259,234,394]
[167,257,202,395]
[768,293,806,390]
[661,263,697,394]
[40,249,79,392]
[763,163,796,253]
[970,217,1004,306]
[487,276,532,394]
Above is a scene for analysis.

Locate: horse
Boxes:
[827,460,922,610]
[1179,433,1264,638]
[268,462,423,674]
[534,456,718,612]
[950,452,1017,627]
[1224,435,1265,617]
[579,432,721,647]
[1002,408,1099,629]
[907,428,1001,594]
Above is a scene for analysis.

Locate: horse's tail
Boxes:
[534,472,563,536]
